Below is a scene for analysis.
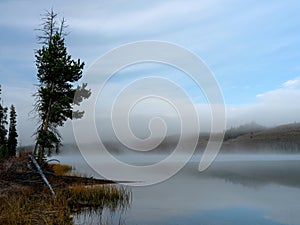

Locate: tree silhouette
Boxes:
[34,10,90,162]
[8,105,18,157]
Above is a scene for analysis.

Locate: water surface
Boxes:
[52,152,300,225]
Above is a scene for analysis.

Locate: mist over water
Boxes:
[49,146,300,225]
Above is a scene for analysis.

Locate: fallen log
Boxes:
[28,155,56,196]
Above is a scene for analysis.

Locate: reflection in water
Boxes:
[72,186,131,225]
[199,159,300,189]
[167,207,287,225]
[52,153,300,225]
[74,207,128,225]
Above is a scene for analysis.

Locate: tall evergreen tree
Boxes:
[8,105,18,157]
[34,10,90,162]
[0,85,8,158]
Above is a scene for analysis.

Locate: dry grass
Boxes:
[0,183,131,225]
[0,155,131,225]
[0,162,131,224]
[64,184,131,211]
[0,189,72,225]
[48,163,72,175]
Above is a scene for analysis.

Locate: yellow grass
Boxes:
[64,184,131,211]
[48,163,72,175]
[0,189,72,225]
[0,183,131,225]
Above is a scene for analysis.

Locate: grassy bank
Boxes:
[0,185,131,225]
[0,156,131,225]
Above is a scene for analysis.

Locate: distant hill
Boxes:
[220,122,300,153]
[224,122,266,141]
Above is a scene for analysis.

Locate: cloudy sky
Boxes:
[1,0,300,145]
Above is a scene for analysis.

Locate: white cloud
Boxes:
[282,77,300,88]
[227,77,300,127]
[256,77,300,105]
[68,1,211,35]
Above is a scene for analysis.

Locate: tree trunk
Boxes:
[37,82,54,163]
[29,154,56,196]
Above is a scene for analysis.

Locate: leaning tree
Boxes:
[34,10,90,162]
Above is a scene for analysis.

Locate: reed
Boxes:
[0,189,72,225]
[0,158,131,224]
[61,183,131,211]
[48,163,72,175]
[0,183,131,225]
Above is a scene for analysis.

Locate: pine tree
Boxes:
[8,105,18,157]
[34,10,90,162]
[0,85,8,159]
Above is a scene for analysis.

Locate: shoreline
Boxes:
[0,153,131,225]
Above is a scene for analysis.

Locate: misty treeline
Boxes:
[98,121,300,154]
[221,122,300,153]
[0,85,18,159]
[224,122,266,141]
[33,9,91,163]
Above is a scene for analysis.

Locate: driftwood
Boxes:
[46,173,116,185]
[28,155,56,196]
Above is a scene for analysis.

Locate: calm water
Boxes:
[51,152,300,225]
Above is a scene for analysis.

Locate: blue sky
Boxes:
[1,0,300,144]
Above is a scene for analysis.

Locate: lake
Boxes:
[51,152,300,225]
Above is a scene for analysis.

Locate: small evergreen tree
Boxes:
[8,105,18,157]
